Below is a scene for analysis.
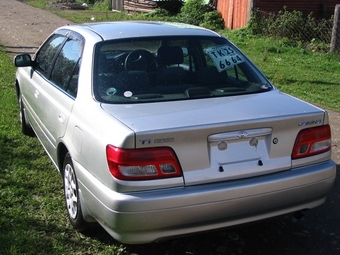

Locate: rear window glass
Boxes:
[93,36,272,104]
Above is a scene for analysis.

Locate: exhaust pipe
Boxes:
[292,211,305,221]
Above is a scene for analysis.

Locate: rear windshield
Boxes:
[93,36,272,103]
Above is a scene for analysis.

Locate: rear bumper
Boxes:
[77,160,336,244]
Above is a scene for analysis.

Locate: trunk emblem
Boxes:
[155,138,175,143]
[140,138,175,145]
[140,139,152,144]
[298,119,322,126]
[237,131,248,138]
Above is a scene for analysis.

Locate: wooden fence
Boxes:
[112,0,156,13]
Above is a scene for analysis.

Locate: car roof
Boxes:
[62,21,222,40]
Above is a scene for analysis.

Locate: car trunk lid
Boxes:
[101,90,327,185]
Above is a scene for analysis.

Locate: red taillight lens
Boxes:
[292,124,331,159]
[106,145,182,180]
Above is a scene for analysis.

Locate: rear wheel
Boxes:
[18,93,34,137]
[63,153,88,230]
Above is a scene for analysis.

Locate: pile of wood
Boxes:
[124,0,157,13]
[124,0,183,14]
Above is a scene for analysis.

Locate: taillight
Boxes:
[106,145,182,180]
[292,124,331,159]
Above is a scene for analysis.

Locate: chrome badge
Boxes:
[298,119,322,126]
[237,131,248,139]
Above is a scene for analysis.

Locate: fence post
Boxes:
[112,0,124,12]
[330,5,340,52]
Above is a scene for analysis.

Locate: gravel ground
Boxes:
[1,0,339,254]
[0,0,72,55]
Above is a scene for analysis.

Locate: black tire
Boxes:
[62,153,88,231]
[18,93,35,137]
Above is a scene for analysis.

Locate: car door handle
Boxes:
[34,89,39,98]
[58,113,65,124]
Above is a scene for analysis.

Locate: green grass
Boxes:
[225,30,340,111]
[26,0,133,23]
[1,2,340,254]
[0,48,126,254]
[224,30,340,111]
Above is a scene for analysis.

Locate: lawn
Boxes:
[0,47,127,254]
[1,2,340,255]
[223,30,340,111]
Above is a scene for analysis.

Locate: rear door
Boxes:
[24,30,83,162]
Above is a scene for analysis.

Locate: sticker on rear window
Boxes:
[205,45,244,72]
[124,91,133,98]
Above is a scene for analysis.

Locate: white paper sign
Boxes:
[205,45,244,72]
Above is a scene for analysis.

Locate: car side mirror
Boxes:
[14,54,33,67]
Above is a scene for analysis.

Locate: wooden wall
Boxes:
[254,0,339,19]
[112,0,156,13]
[124,0,156,13]
[217,0,251,29]
[112,0,123,12]
[217,0,340,30]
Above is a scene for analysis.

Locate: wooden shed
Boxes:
[217,0,340,30]
[112,0,183,13]
[112,0,154,12]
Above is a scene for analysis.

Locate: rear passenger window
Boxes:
[50,36,84,98]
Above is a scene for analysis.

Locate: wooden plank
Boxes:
[217,0,250,30]
[124,0,157,13]
[112,0,124,12]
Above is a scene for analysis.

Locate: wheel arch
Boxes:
[57,143,69,175]
[15,80,21,101]
[58,142,96,224]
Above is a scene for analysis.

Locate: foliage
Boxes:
[200,10,225,31]
[140,8,177,22]
[177,0,208,25]
[57,8,130,23]
[175,0,224,30]
[26,0,224,30]
[248,7,334,50]
[221,33,340,110]
[25,0,49,9]
[92,0,111,11]
[0,46,127,255]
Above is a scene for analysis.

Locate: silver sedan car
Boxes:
[14,21,336,244]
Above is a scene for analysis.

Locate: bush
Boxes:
[248,7,333,47]
[175,0,224,30]
[200,10,225,31]
[140,0,224,31]
[177,0,206,25]
[93,0,111,11]
[141,7,176,21]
